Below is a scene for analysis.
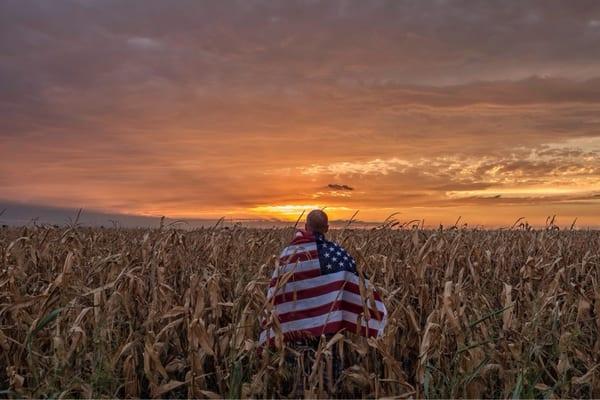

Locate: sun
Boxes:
[250,204,351,220]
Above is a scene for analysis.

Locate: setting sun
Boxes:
[250,205,353,220]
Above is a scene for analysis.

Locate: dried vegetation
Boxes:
[1,222,599,398]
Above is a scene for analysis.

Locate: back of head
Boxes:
[305,209,329,234]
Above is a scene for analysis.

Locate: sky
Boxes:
[1,0,600,227]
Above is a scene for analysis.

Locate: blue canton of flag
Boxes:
[315,232,357,275]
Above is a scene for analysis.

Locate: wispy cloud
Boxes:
[127,37,163,50]
[302,159,411,176]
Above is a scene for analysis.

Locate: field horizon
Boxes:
[2,201,599,231]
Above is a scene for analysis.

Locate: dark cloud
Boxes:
[327,184,354,191]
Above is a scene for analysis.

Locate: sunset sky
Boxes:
[2,1,600,226]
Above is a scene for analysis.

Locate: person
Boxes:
[259,209,387,396]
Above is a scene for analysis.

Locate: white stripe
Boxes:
[268,270,347,298]
[271,258,320,279]
[273,289,386,315]
[280,242,317,257]
[259,309,385,344]
[268,270,377,298]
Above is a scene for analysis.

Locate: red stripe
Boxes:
[277,300,384,323]
[261,320,378,347]
[274,279,382,304]
[279,249,318,265]
[269,268,322,288]
[290,231,315,245]
[290,237,315,245]
[374,289,382,302]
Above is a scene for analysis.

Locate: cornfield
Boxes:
[1,222,600,398]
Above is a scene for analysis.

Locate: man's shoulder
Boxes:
[289,229,316,245]
[279,230,317,257]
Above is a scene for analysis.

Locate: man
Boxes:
[260,210,387,395]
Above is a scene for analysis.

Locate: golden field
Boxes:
[1,222,599,398]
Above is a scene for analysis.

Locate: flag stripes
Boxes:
[260,230,387,346]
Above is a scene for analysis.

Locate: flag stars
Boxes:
[318,238,358,276]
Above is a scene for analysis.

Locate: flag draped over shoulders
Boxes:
[259,230,387,346]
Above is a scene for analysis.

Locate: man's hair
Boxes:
[306,209,329,233]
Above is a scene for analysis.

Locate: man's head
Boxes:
[305,209,329,234]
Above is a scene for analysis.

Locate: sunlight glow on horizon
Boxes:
[250,205,353,220]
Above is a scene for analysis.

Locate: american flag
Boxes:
[259,230,387,346]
